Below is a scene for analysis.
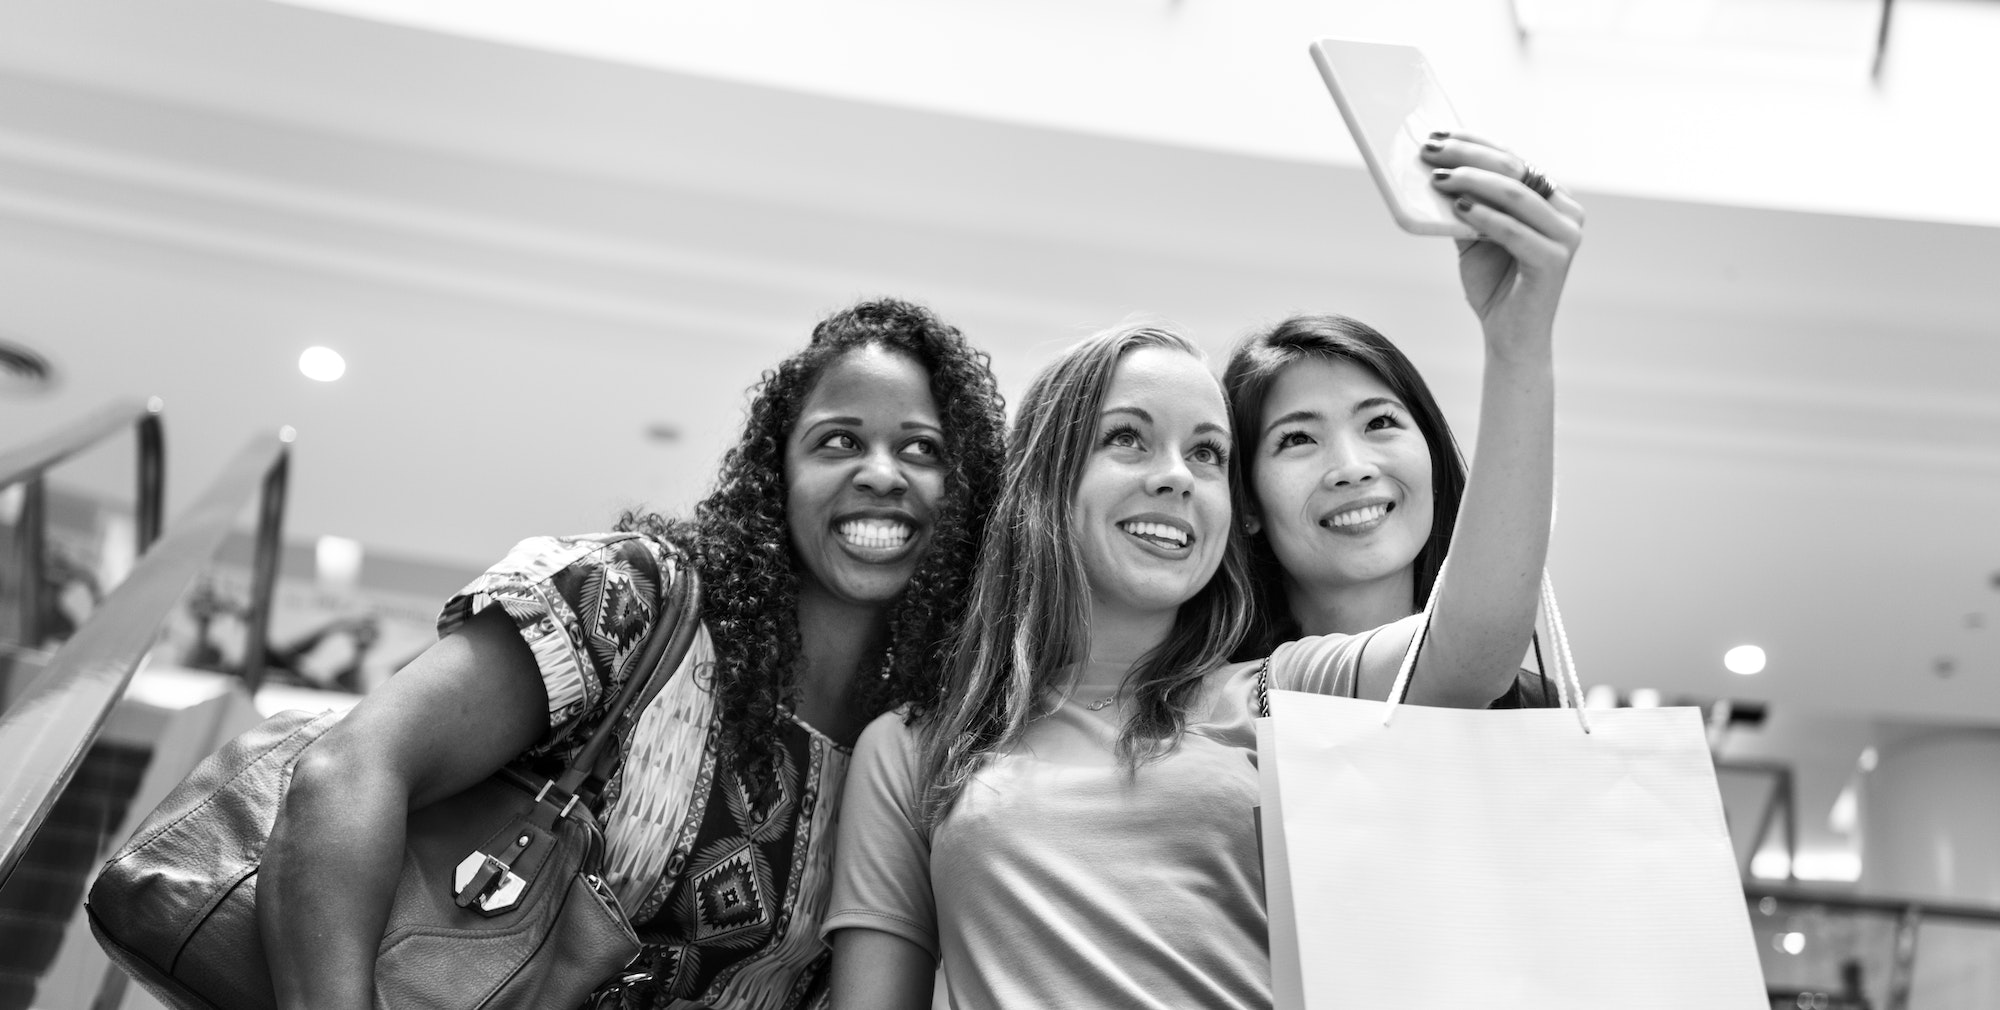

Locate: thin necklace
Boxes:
[1083,692,1120,711]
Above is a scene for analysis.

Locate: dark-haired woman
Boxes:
[821,135,1583,1009]
[1221,313,1556,707]
[258,298,1007,1010]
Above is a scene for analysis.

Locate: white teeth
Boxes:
[1120,521,1190,548]
[839,519,912,549]
[1328,503,1389,528]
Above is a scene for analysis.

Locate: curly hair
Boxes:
[620,298,1006,788]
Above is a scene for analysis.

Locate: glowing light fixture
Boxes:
[1750,850,1790,880]
[299,345,346,382]
[316,535,364,594]
[1724,644,1766,675]
[1781,932,1806,955]
[1828,783,1858,834]
[1628,688,1662,709]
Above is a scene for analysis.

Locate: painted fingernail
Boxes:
[1428,129,1452,140]
[1422,139,1444,153]
[1431,168,1452,180]
[1455,197,1474,213]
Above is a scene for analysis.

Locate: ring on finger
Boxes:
[1519,163,1558,200]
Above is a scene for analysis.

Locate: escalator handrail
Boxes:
[1743,881,2000,926]
[0,428,288,888]
[3,399,166,648]
[0,398,165,546]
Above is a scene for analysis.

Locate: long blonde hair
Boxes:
[914,323,1252,827]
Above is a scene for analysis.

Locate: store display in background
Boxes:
[163,568,439,695]
[12,482,474,697]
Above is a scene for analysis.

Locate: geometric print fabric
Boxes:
[442,534,850,1010]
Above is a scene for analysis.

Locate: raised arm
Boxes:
[1360,132,1584,708]
[258,607,548,1010]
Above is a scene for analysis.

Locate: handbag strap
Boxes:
[1254,656,1273,719]
[1537,570,1587,728]
[1380,566,1591,734]
[553,558,704,801]
[1254,614,1393,719]
[450,553,703,917]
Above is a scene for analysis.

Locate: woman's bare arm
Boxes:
[1358,133,1584,708]
[829,928,938,1010]
[259,607,548,1010]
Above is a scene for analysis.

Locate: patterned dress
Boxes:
[439,533,849,1010]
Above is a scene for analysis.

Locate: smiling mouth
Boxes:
[839,519,913,549]
[1119,520,1191,550]
[1322,502,1393,529]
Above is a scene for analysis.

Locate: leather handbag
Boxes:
[87,565,701,1010]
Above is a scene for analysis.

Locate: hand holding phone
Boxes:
[1309,39,1476,239]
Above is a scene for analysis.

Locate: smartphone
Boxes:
[1309,39,1477,239]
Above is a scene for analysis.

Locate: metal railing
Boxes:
[0,425,291,887]
[1,399,166,648]
[1716,758,1799,881]
[1744,881,2000,1010]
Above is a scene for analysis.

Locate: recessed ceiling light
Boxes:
[1724,645,1766,675]
[299,346,346,382]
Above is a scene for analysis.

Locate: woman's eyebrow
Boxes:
[1103,407,1224,437]
[1351,396,1407,416]
[798,416,943,441]
[1262,409,1322,437]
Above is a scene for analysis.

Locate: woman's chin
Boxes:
[1285,552,1419,595]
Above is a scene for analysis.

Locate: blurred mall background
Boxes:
[3,0,1999,1007]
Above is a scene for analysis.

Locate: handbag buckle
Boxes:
[453,852,529,913]
[453,821,540,915]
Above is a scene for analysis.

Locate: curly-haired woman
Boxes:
[258,298,1008,1010]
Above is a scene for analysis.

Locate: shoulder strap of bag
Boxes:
[555,557,704,800]
[450,553,702,916]
[1256,619,1390,717]
[1255,657,1273,718]
[1381,567,1590,732]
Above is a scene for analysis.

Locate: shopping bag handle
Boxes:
[1380,567,1592,734]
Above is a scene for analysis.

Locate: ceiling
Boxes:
[3,0,1998,873]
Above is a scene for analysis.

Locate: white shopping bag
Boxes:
[1257,578,1766,1009]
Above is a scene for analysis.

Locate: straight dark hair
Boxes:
[1221,314,1468,659]
[915,323,1252,827]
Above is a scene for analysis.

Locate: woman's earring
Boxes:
[1242,516,1262,536]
